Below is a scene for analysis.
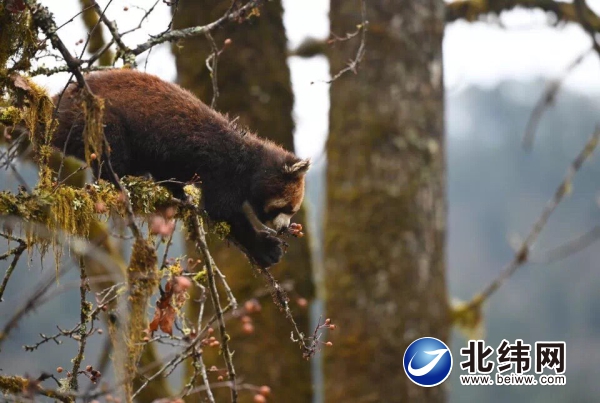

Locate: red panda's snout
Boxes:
[251,158,310,232]
[267,213,292,233]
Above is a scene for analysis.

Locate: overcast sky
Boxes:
[33,0,600,158]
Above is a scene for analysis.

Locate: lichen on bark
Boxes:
[324,2,449,402]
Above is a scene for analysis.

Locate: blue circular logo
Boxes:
[403,337,453,387]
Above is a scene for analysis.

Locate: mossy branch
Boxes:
[186,208,238,403]
[0,375,74,403]
[446,0,600,30]
[130,0,264,57]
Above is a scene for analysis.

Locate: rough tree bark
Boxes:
[324,2,449,402]
[172,1,314,402]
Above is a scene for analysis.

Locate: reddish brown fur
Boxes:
[51,70,308,267]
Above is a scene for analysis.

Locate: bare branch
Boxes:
[523,48,592,150]
[68,258,90,391]
[533,225,600,264]
[90,0,135,65]
[120,0,162,37]
[0,240,27,302]
[24,0,88,90]
[324,0,367,84]
[205,31,220,109]
[130,0,262,57]
[188,212,238,402]
[463,128,600,312]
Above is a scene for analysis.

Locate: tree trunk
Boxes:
[325,2,448,402]
[172,2,314,402]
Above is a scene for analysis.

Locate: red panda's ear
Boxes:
[284,159,310,176]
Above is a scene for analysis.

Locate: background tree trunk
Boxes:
[324,2,448,402]
[172,2,314,402]
[79,0,113,66]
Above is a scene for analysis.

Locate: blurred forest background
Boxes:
[1,1,600,403]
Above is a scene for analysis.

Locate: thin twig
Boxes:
[256,265,315,357]
[0,241,26,302]
[324,0,367,84]
[0,262,72,349]
[130,0,262,56]
[205,31,220,109]
[68,258,90,391]
[120,0,162,37]
[160,230,176,269]
[23,293,117,351]
[55,3,97,32]
[532,225,600,264]
[523,47,592,150]
[214,266,237,307]
[86,39,115,66]
[24,1,89,90]
[131,303,233,399]
[90,0,134,65]
[78,0,114,63]
[189,212,238,402]
[181,334,214,402]
[183,278,214,401]
[465,128,600,311]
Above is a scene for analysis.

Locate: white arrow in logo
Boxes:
[407,348,449,377]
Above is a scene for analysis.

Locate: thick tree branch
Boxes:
[24,0,88,90]
[0,375,73,403]
[446,0,600,31]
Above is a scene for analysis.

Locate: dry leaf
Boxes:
[147,276,190,336]
[11,74,32,92]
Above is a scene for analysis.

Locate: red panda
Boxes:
[51,70,309,268]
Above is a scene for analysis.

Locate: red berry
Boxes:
[259,385,271,396]
[242,322,255,334]
[253,394,266,403]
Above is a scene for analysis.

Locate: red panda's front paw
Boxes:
[252,231,284,268]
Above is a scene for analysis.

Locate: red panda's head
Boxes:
[251,157,310,232]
